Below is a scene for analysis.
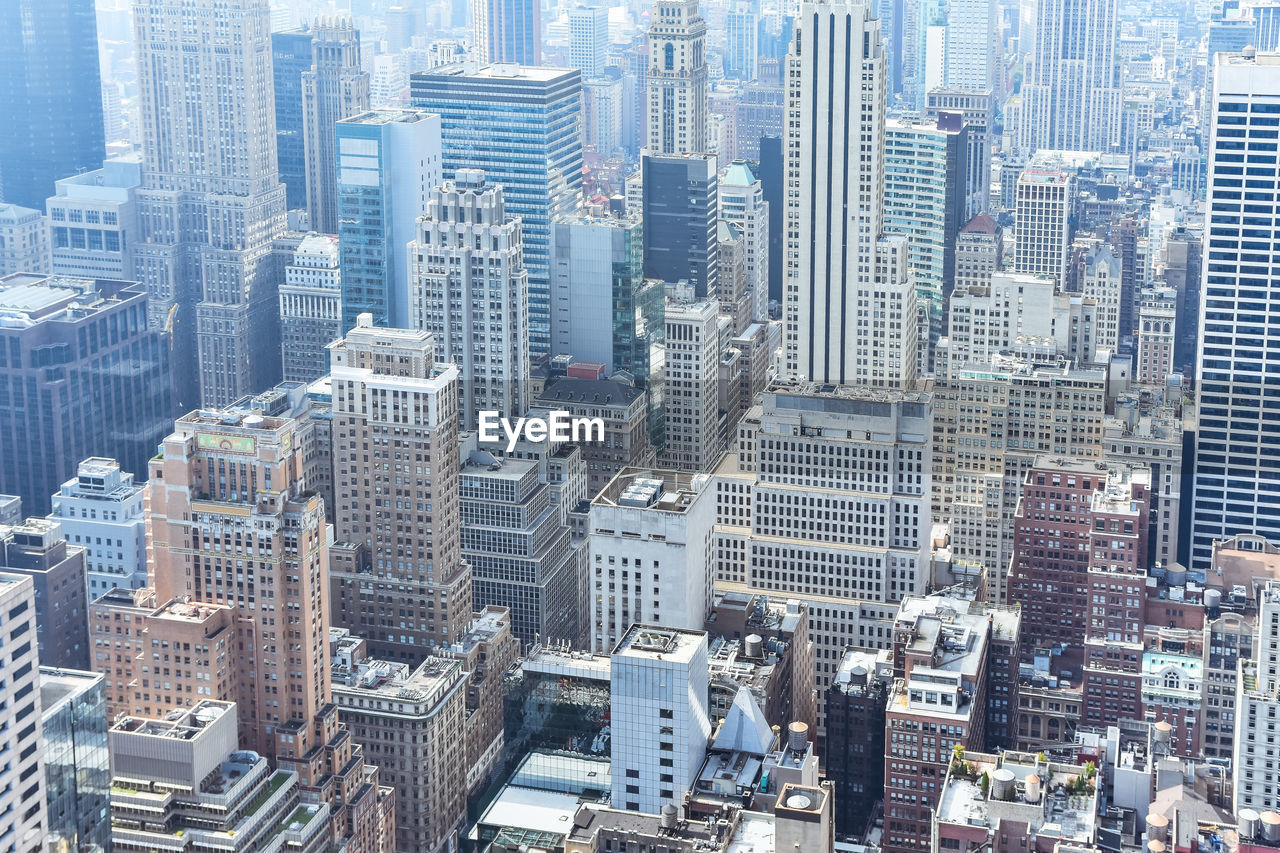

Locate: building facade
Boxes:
[0,573,48,853]
[40,668,110,853]
[303,20,371,235]
[646,0,709,155]
[48,457,148,600]
[279,234,343,383]
[45,157,141,281]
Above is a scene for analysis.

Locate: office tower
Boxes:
[1007,457,1148,651]
[570,6,610,78]
[0,519,89,670]
[824,650,891,837]
[1013,164,1075,285]
[642,153,719,298]
[1136,286,1177,384]
[40,668,110,853]
[328,316,471,660]
[647,0,709,154]
[107,701,350,852]
[409,170,529,427]
[735,76,786,161]
[760,135,784,304]
[48,458,147,600]
[662,297,725,471]
[0,495,21,526]
[1103,391,1183,567]
[609,626,713,813]
[883,115,969,368]
[440,607,520,795]
[1235,579,1280,811]
[0,573,47,853]
[952,214,1003,297]
[783,0,918,388]
[303,21,371,235]
[0,0,104,211]
[719,161,770,323]
[881,595,1017,853]
[549,212,659,375]
[133,0,286,407]
[273,28,315,211]
[717,222,751,334]
[411,65,583,356]
[925,90,995,218]
[0,275,172,517]
[1161,227,1201,378]
[279,234,342,383]
[536,376,655,495]
[588,471,714,652]
[45,157,141,280]
[1080,243,1123,353]
[0,204,50,276]
[1017,0,1121,154]
[943,0,997,91]
[472,0,541,64]
[331,646,469,852]
[726,2,760,81]
[713,385,933,717]
[336,109,441,331]
[583,77,626,156]
[1192,52,1280,567]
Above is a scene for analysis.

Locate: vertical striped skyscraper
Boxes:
[646,0,709,154]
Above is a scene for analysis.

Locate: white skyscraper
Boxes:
[1017,0,1121,154]
[783,0,918,387]
[278,234,342,384]
[943,0,997,92]
[0,572,47,853]
[662,296,725,471]
[48,458,148,600]
[647,0,709,154]
[409,170,529,428]
[1013,162,1075,285]
[569,6,610,79]
[719,161,770,323]
[1235,579,1280,811]
[132,0,287,407]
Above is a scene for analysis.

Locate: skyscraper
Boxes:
[719,161,771,323]
[1012,163,1075,285]
[647,0,709,154]
[1017,0,1121,154]
[943,0,997,92]
[45,156,142,281]
[0,0,104,211]
[279,234,342,383]
[272,28,315,211]
[783,0,917,388]
[642,154,719,297]
[472,0,541,64]
[409,170,529,427]
[303,21,371,235]
[411,65,584,356]
[0,572,47,853]
[328,316,472,661]
[336,109,442,331]
[725,1,760,81]
[133,0,287,407]
[569,5,610,79]
[1192,51,1280,566]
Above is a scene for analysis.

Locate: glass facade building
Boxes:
[411,65,584,355]
[41,668,109,853]
[273,28,314,211]
[641,153,720,299]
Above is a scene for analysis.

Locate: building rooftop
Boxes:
[0,274,141,326]
[417,62,579,82]
[538,376,644,407]
[612,625,706,662]
[112,700,235,739]
[593,468,709,514]
[39,667,102,718]
[339,107,438,126]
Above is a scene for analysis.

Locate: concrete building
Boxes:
[132,0,286,406]
[0,518,89,670]
[663,296,724,472]
[48,457,147,600]
[1235,579,1280,812]
[924,90,995,219]
[951,214,1004,298]
[646,0,709,155]
[1137,286,1178,384]
[0,204,50,276]
[569,6,609,78]
[40,667,109,853]
[328,316,471,660]
[472,0,540,64]
[609,625,713,813]
[331,644,467,852]
[824,649,892,836]
[589,470,715,652]
[409,169,529,427]
[536,377,654,496]
[719,161,770,323]
[45,156,141,280]
[0,573,48,853]
[1080,243,1124,355]
[279,233,342,383]
[441,607,520,795]
[1013,163,1075,285]
[1103,392,1184,567]
[303,20,370,235]
[336,109,442,330]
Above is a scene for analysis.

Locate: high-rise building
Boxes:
[588,471,715,652]
[48,457,148,600]
[951,214,1003,298]
[924,89,994,218]
[0,275,172,516]
[1235,579,1280,812]
[719,161,770,323]
[1136,286,1178,384]
[783,0,917,388]
[336,109,442,331]
[662,296,725,471]
[409,170,529,427]
[279,234,343,383]
[535,377,655,495]
[1017,0,1121,153]
[824,649,891,837]
[133,0,286,407]
[45,156,141,280]
[582,76,626,156]
[0,204,50,277]
[943,0,997,92]
[411,65,583,355]
[40,668,110,853]
[725,2,760,82]
[0,0,104,211]
[303,21,370,235]
[1191,51,1280,567]
[642,153,719,297]
[328,316,472,661]
[647,0,709,155]
[0,572,47,853]
[272,28,315,211]
[1013,164,1075,285]
[569,6,610,78]
[1080,243,1123,354]
[609,625,713,813]
[0,518,89,670]
[472,0,541,64]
